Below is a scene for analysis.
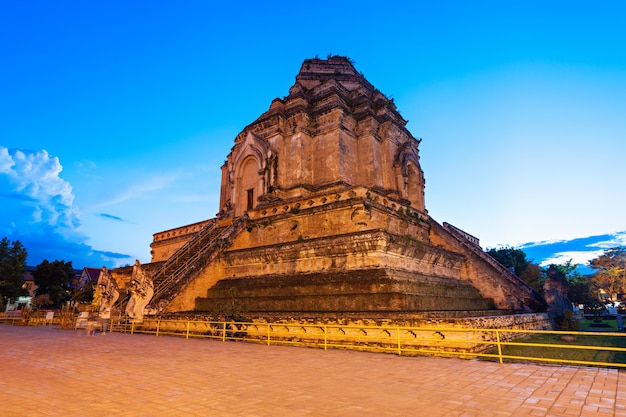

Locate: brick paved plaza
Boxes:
[1,324,624,416]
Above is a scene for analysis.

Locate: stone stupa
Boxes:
[145,56,545,318]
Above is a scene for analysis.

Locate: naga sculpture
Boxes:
[94,266,119,319]
[125,259,154,323]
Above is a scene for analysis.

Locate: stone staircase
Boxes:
[148,215,249,312]
[441,222,546,311]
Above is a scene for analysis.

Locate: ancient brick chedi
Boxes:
[148,56,545,316]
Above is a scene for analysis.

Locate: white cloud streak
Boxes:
[587,232,626,250]
[89,172,181,210]
[539,250,605,267]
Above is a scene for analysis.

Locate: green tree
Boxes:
[486,246,530,276]
[71,277,96,303]
[589,247,626,301]
[0,237,28,307]
[518,263,544,294]
[487,246,543,292]
[552,260,595,306]
[33,260,75,307]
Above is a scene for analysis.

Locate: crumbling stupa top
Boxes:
[243,55,411,143]
[293,56,376,92]
[221,55,425,219]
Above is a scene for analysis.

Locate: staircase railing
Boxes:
[149,215,249,312]
[151,219,219,291]
[441,222,542,300]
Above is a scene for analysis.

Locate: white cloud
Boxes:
[0,147,135,267]
[539,250,605,267]
[0,147,79,230]
[0,147,15,173]
[587,232,626,249]
[74,159,97,170]
[89,172,181,210]
[519,239,568,250]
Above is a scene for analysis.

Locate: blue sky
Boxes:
[1,1,625,270]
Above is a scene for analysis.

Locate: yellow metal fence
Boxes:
[2,313,625,369]
[0,310,68,327]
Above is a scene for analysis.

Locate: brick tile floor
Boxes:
[1,324,624,416]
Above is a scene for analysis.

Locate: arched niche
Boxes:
[394,140,425,211]
[235,155,262,217]
[406,161,425,212]
[221,132,275,218]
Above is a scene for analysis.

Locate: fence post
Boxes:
[324,325,327,351]
[267,324,271,346]
[222,322,226,342]
[495,329,503,364]
[131,321,135,335]
[156,319,160,337]
[397,327,402,356]
[186,321,190,339]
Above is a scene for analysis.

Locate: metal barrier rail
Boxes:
[0,311,59,326]
[0,312,24,325]
[0,311,74,328]
[104,318,626,368]
[3,314,625,368]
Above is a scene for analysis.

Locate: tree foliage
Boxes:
[518,263,544,294]
[486,246,529,276]
[33,259,74,307]
[590,247,626,300]
[487,246,544,292]
[72,277,96,303]
[487,246,600,305]
[551,260,595,305]
[0,237,28,305]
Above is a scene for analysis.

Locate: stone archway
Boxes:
[219,132,275,219]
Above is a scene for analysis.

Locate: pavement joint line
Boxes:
[1,324,624,416]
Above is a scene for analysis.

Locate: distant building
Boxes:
[76,267,102,289]
[23,267,37,298]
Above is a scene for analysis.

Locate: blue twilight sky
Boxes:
[1,1,625,270]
